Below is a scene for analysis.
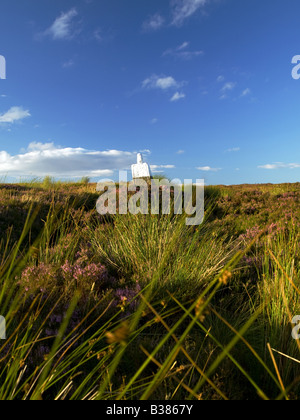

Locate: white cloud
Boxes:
[142,13,165,31]
[157,77,178,90]
[221,82,236,92]
[225,147,240,153]
[197,166,221,172]
[150,118,158,124]
[258,164,278,170]
[241,88,251,97]
[0,142,152,178]
[28,142,54,151]
[178,41,190,50]
[219,82,236,99]
[45,8,79,40]
[62,59,75,68]
[170,92,186,102]
[171,0,207,26]
[163,41,203,60]
[177,150,185,154]
[142,75,184,91]
[217,75,225,83]
[0,106,31,124]
[175,50,203,60]
[258,162,300,170]
[151,164,175,173]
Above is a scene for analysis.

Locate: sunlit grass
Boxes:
[0,182,300,399]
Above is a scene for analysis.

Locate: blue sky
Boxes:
[1,0,300,184]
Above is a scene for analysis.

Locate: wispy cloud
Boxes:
[241,88,251,97]
[197,166,221,172]
[142,75,185,91]
[142,75,187,102]
[219,81,237,100]
[150,164,175,173]
[258,162,300,170]
[170,92,186,102]
[44,8,79,40]
[0,106,31,124]
[225,147,240,153]
[163,41,203,60]
[143,0,210,30]
[171,0,208,26]
[221,82,236,92]
[62,59,75,68]
[142,13,165,31]
[177,41,189,50]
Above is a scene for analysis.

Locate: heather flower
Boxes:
[240,226,261,241]
[61,259,109,294]
[19,244,111,300]
[18,263,58,294]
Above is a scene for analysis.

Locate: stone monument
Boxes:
[131,153,151,179]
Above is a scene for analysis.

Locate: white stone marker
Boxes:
[131,153,151,179]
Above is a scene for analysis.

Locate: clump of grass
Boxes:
[89,211,239,298]
[42,176,56,190]
[79,176,91,185]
